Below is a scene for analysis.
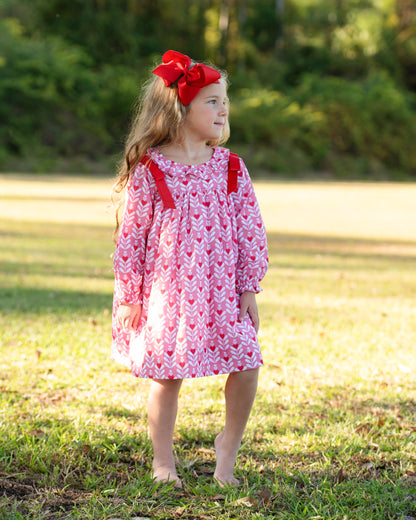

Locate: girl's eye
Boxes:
[208,99,217,104]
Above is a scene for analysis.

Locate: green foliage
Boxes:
[230,73,416,175]
[296,72,416,173]
[230,89,328,172]
[0,16,142,167]
[31,0,208,67]
[0,0,415,176]
[0,18,96,157]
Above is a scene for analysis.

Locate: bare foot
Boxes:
[213,432,240,487]
[152,466,182,488]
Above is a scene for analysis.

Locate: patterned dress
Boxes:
[111,146,268,379]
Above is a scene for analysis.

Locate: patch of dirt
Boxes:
[0,476,35,498]
[0,476,94,518]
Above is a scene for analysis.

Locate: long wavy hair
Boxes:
[111,64,230,240]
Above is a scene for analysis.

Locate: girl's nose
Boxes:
[220,104,229,116]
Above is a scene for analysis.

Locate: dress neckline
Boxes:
[151,146,218,168]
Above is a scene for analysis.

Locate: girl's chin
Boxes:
[211,127,224,137]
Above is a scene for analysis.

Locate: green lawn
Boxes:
[0,174,415,519]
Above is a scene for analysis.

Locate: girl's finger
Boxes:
[238,305,247,322]
[249,309,259,332]
[132,313,140,330]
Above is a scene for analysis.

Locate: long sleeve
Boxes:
[113,165,153,305]
[233,158,268,294]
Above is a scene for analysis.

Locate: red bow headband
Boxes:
[152,50,221,106]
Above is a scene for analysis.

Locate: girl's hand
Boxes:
[117,303,142,331]
[238,291,259,333]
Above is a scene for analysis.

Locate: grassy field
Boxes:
[0,174,415,520]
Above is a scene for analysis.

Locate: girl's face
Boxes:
[182,80,229,143]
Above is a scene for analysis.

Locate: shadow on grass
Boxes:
[267,231,416,269]
[3,218,416,273]
[0,286,112,315]
[1,219,416,316]
[0,259,114,279]
[0,218,112,240]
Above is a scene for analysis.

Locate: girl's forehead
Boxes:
[197,80,227,98]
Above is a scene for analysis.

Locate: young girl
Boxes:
[111,50,268,488]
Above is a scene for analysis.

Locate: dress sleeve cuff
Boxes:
[114,273,143,305]
[236,279,262,294]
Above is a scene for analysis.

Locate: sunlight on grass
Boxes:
[2,174,416,239]
[256,180,416,240]
[0,174,415,519]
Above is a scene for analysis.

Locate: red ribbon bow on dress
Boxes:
[152,50,221,106]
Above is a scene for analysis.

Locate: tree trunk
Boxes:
[218,0,232,66]
[236,0,246,71]
[275,0,284,53]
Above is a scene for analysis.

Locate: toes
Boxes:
[213,474,240,487]
[152,470,182,488]
[154,475,183,488]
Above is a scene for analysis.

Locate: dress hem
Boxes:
[111,352,263,379]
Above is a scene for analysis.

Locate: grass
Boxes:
[0,173,415,519]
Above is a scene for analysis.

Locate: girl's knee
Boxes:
[230,368,259,384]
[150,378,183,395]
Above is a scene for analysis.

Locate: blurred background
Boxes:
[0,0,415,179]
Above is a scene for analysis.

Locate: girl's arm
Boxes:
[113,165,154,306]
[233,158,269,295]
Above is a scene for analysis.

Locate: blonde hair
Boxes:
[111,64,230,239]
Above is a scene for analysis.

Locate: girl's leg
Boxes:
[147,378,183,486]
[214,368,259,486]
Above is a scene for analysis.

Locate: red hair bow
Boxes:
[152,50,221,106]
